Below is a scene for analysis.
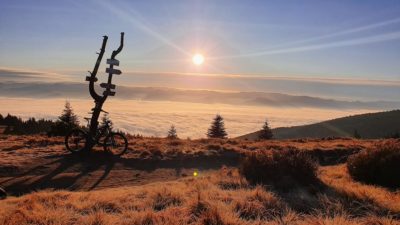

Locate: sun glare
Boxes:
[192,53,204,65]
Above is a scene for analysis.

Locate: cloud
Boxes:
[0,67,72,83]
[223,18,400,56]
[123,71,400,87]
[210,31,400,58]
[209,17,400,59]
[118,71,400,102]
[0,97,377,138]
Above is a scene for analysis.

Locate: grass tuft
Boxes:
[151,188,182,211]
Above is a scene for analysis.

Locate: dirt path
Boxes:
[0,147,239,196]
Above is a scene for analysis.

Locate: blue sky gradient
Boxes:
[1,0,400,80]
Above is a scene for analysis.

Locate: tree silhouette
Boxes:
[100,113,113,130]
[167,125,178,139]
[259,119,273,140]
[59,101,79,126]
[48,101,79,136]
[207,114,227,138]
[0,113,54,135]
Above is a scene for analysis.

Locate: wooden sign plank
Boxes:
[106,59,120,66]
[100,83,116,89]
[105,68,122,75]
[103,91,116,96]
[85,76,98,82]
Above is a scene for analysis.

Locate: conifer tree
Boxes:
[258,119,273,140]
[167,125,178,139]
[59,101,79,126]
[207,114,227,138]
[48,101,79,136]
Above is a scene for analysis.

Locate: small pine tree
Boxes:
[100,113,113,130]
[167,125,178,139]
[353,129,361,139]
[59,101,79,126]
[48,101,79,136]
[259,119,273,140]
[207,114,227,138]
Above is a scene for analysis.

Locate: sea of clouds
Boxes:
[0,97,375,138]
[1,68,397,137]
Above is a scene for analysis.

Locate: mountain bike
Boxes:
[65,116,128,156]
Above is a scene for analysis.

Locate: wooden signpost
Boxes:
[85,32,124,149]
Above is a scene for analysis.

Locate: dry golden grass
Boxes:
[1,135,399,224]
[0,134,377,183]
[320,164,400,214]
[1,167,399,225]
[0,134,379,165]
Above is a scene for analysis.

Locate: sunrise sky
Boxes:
[1,0,400,137]
[2,0,400,78]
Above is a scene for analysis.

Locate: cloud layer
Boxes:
[0,97,375,138]
[2,68,400,101]
[1,68,398,137]
[1,80,399,110]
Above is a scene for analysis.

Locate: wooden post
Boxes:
[85,32,124,149]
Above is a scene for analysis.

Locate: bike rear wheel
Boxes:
[65,129,88,153]
[103,132,128,156]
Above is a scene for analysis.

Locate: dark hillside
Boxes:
[239,110,400,140]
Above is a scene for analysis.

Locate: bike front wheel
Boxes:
[65,128,88,153]
[103,132,128,156]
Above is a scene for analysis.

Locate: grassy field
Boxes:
[0,135,399,224]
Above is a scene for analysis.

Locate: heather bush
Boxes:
[347,141,400,188]
[239,149,318,189]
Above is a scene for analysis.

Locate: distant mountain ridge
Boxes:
[1,81,400,110]
[238,110,400,140]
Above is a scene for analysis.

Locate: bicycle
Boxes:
[65,114,128,156]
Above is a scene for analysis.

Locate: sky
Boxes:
[1,0,400,80]
[1,0,400,137]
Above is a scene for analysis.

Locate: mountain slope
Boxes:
[239,110,400,140]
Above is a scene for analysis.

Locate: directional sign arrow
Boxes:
[85,76,98,82]
[100,83,116,89]
[105,68,122,75]
[103,90,116,96]
[106,59,120,66]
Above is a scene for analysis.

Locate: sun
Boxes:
[192,53,204,65]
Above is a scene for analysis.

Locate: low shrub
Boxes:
[347,141,400,188]
[239,149,318,189]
